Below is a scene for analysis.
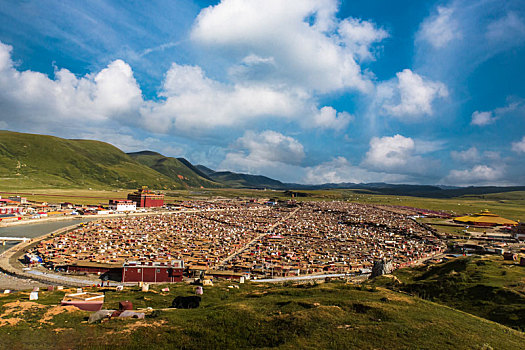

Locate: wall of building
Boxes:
[122,266,183,282]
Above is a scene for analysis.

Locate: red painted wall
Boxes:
[122,266,183,282]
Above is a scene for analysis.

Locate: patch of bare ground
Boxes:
[376,287,415,304]
[382,274,403,284]
[0,301,46,327]
[52,327,73,333]
[108,320,168,335]
[40,305,80,324]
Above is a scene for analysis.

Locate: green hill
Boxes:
[0,130,182,189]
[196,166,287,189]
[127,151,221,188]
[0,281,523,349]
[369,255,525,331]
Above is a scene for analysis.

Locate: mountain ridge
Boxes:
[1,130,524,197]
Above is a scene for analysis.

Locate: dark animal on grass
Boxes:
[172,296,201,309]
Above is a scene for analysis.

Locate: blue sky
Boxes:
[0,0,524,185]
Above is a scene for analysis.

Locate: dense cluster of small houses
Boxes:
[27,200,447,281]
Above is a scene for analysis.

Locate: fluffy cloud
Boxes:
[471,100,524,126]
[338,18,389,61]
[417,6,461,48]
[471,111,496,126]
[0,1,393,137]
[142,63,351,133]
[302,156,406,184]
[0,42,142,133]
[311,106,352,131]
[362,134,440,175]
[220,130,305,182]
[364,134,415,169]
[512,136,525,153]
[377,69,448,120]
[143,63,306,132]
[233,130,305,165]
[0,41,352,137]
[444,165,505,185]
[221,133,412,185]
[192,0,387,94]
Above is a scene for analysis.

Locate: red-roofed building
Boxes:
[127,187,164,208]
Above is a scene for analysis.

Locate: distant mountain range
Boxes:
[1,130,524,197]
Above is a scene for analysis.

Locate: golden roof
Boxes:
[454,210,518,226]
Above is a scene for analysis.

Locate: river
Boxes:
[0,218,98,254]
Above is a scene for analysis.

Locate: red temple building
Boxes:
[127,187,164,208]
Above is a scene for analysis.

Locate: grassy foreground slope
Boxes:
[370,255,525,331]
[0,131,184,189]
[127,151,221,188]
[0,281,523,349]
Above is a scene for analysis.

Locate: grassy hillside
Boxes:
[206,170,287,189]
[176,158,215,181]
[0,281,523,349]
[0,131,192,190]
[127,151,221,188]
[369,255,525,331]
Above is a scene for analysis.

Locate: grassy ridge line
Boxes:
[0,130,205,190]
[127,151,222,188]
[0,281,523,349]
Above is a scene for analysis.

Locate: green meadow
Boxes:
[0,280,523,349]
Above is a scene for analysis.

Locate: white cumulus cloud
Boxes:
[512,136,525,153]
[471,111,496,126]
[220,130,306,182]
[311,106,353,131]
[444,165,505,185]
[0,41,142,133]
[363,134,440,175]
[364,134,415,169]
[470,100,524,126]
[338,17,389,61]
[142,63,306,133]
[302,156,406,184]
[191,0,388,94]
[377,69,448,120]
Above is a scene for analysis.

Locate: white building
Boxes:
[109,199,136,212]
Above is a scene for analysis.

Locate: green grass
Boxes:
[369,255,525,331]
[0,281,523,349]
[128,151,222,189]
[0,130,194,190]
